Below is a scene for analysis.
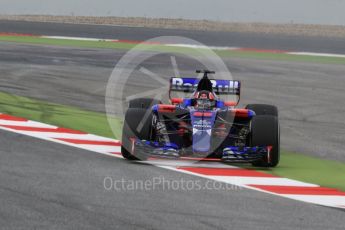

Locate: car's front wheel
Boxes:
[250,115,280,167]
[121,108,153,160]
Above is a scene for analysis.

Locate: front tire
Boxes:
[250,115,280,167]
[121,108,153,160]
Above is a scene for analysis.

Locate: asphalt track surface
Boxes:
[0,21,345,229]
[1,130,345,230]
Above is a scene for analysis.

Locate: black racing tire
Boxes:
[246,104,278,117]
[250,115,280,167]
[121,108,153,160]
[129,98,162,109]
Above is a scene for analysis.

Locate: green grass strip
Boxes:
[0,91,122,139]
[0,36,136,50]
[248,151,345,191]
[217,50,345,65]
[1,35,345,64]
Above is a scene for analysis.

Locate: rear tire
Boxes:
[246,104,278,117]
[250,115,280,167]
[121,108,153,160]
[129,98,162,109]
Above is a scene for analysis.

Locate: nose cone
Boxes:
[191,111,216,154]
[192,128,212,153]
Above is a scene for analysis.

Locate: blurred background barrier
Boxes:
[0,0,345,26]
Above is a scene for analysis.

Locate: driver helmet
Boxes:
[193,90,216,109]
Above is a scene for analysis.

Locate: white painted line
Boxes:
[208,176,319,187]
[8,131,116,141]
[283,194,345,207]
[287,52,345,58]
[0,120,56,128]
[165,43,239,50]
[41,36,118,42]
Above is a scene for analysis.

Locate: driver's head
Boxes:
[193,90,215,109]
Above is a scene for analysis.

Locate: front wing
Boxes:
[132,139,270,162]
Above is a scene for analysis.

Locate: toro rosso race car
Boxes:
[121,70,280,167]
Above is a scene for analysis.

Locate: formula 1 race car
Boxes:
[121,70,280,167]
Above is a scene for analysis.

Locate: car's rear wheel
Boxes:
[250,115,280,167]
[121,108,153,160]
[129,98,162,109]
[246,104,278,117]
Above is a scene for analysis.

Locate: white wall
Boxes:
[1,0,345,26]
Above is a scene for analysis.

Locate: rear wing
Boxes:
[169,77,241,98]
